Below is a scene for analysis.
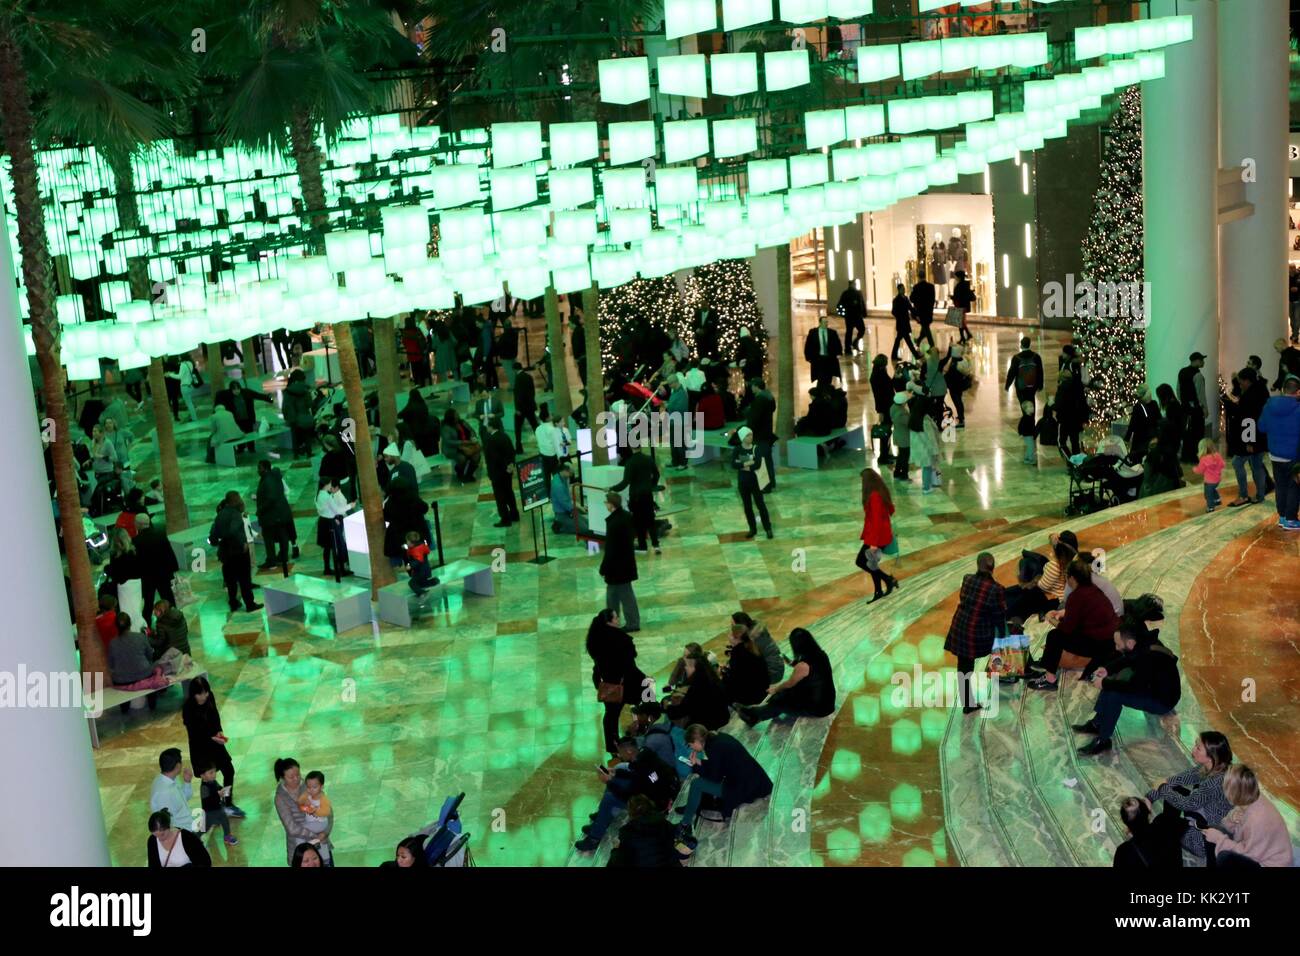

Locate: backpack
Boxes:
[644,723,692,779]
[1017,356,1040,391]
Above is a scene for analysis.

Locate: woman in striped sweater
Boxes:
[1145,731,1234,861]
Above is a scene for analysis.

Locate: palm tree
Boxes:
[209,0,418,594]
[581,284,609,465]
[374,316,399,438]
[0,1,183,678]
[544,286,572,423]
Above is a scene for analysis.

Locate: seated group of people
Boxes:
[578,611,838,863]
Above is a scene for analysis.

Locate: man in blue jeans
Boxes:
[574,738,677,853]
[1259,377,1300,529]
[1074,620,1181,757]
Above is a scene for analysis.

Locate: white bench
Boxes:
[785,425,866,470]
[688,422,743,464]
[168,525,212,568]
[376,560,494,627]
[86,661,207,748]
[263,574,372,633]
[212,424,292,467]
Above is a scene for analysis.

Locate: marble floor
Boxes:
[88,312,1299,867]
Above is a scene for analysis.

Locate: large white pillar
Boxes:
[1218,0,1289,378]
[1143,0,1219,407]
[0,220,111,864]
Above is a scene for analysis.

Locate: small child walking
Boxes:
[1018,400,1037,465]
[198,762,238,846]
[1193,438,1226,512]
[403,530,441,595]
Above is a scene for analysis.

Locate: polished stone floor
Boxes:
[89,311,1299,867]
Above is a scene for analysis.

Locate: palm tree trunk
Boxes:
[581,284,607,466]
[147,358,189,530]
[289,113,393,593]
[334,321,394,592]
[241,336,259,381]
[206,342,225,405]
[776,244,795,455]
[374,316,399,438]
[544,286,572,423]
[0,30,102,678]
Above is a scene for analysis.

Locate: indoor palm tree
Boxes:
[0,0,186,677]
[207,0,419,593]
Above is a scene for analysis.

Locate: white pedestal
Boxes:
[581,464,626,538]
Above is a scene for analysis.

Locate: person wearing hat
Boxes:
[950,270,976,343]
[732,427,773,539]
[803,314,844,389]
[1005,530,1077,623]
[381,443,418,496]
[1177,352,1210,465]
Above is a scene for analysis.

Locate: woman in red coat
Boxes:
[860,468,899,601]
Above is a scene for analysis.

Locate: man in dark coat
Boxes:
[611,445,662,553]
[208,493,259,614]
[736,328,764,382]
[1074,620,1181,756]
[133,513,179,622]
[482,418,519,528]
[836,282,867,356]
[803,314,843,388]
[472,387,506,448]
[744,378,777,493]
[1004,336,1044,410]
[1124,386,1161,464]
[909,271,937,350]
[944,552,1007,713]
[1224,367,1270,505]
[1113,798,1184,868]
[599,492,640,632]
[512,364,538,451]
[890,283,918,362]
[575,742,679,854]
[254,460,294,571]
[677,725,773,831]
[1177,352,1209,464]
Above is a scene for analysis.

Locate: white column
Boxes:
[1143,0,1219,407]
[751,247,782,338]
[0,220,111,864]
[1218,0,1289,377]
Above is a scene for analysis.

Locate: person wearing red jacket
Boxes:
[859,468,899,602]
[1028,559,1120,690]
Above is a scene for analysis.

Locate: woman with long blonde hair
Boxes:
[859,468,898,602]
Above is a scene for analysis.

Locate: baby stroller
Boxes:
[1060,445,1114,517]
[88,474,125,517]
[414,793,474,867]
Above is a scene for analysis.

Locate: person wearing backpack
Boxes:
[1005,336,1044,410]
[630,702,692,781]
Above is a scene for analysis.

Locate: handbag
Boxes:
[596,680,624,704]
[172,574,197,607]
[870,423,890,440]
[944,307,965,328]
[883,536,900,556]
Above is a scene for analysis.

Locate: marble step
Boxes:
[762,715,832,867]
[942,698,1017,866]
[979,681,1075,866]
[1019,673,1117,865]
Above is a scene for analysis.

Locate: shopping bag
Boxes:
[883,535,899,556]
[172,574,197,607]
[944,307,965,328]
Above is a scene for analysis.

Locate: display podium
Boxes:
[580,464,626,538]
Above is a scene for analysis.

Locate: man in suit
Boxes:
[611,442,663,554]
[803,314,843,388]
[512,363,539,451]
[133,513,179,623]
[472,386,506,447]
[836,283,867,356]
[909,270,937,350]
[599,492,640,632]
[745,377,777,493]
[483,419,520,528]
[890,283,918,362]
[1005,336,1044,410]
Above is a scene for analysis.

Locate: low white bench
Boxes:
[167,525,212,569]
[376,559,494,627]
[785,425,866,470]
[86,661,207,748]
[263,574,372,633]
[688,422,743,464]
[212,424,292,467]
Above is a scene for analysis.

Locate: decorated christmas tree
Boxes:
[683,259,768,367]
[598,276,694,380]
[1074,85,1144,428]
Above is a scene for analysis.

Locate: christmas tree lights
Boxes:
[1074,85,1145,429]
[684,259,768,370]
[598,277,694,381]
